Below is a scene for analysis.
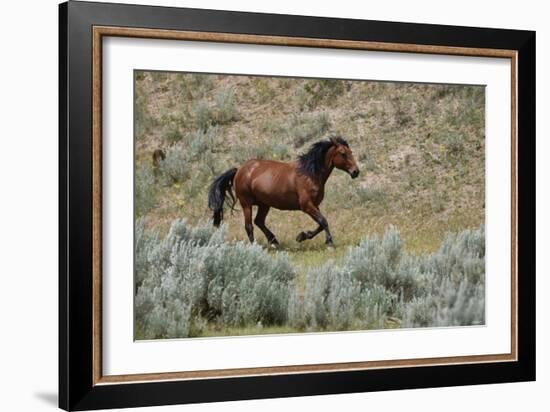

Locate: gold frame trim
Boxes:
[92,26,518,386]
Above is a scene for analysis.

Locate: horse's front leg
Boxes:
[296,225,323,242]
[299,202,334,247]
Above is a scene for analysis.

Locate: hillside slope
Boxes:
[135,71,485,268]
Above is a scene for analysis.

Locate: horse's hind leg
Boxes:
[254,205,279,246]
[241,203,254,243]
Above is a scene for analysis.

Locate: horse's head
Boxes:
[330,137,360,179]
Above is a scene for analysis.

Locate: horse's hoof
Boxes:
[326,243,335,250]
[296,232,307,242]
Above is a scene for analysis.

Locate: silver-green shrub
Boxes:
[288,112,331,148]
[158,127,218,185]
[135,219,297,339]
[179,73,214,99]
[304,263,361,330]
[136,221,485,338]
[193,88,237,130]
[400,227,486,327]
[213,87,238,125]
[287,288,306,329]
[297,225,485,331]
[158,143,189,184]
[202,240,295,326]
[359,284,397,329]
[134,218,160,287]
[345,226,421,301]
[426,226,485,284]
[401,278,485,328]
[135,164,157,216]
[188,127,218,159]
[193,101,214,131]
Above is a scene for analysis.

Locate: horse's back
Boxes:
[235,159,300,210]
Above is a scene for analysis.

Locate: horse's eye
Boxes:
[341,153,347,158]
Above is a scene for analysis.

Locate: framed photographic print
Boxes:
[59,1,536,410]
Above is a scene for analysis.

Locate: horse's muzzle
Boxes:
[350,169,360,179]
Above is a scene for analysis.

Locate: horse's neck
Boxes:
[318,165,334,186]
[319,149,336,184]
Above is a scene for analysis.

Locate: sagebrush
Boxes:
[135,219,297,339]
[135,220,485,339]
[286,225,485,331]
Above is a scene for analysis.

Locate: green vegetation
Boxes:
[135,220,296,339]
[134,71,485,338]
[135,220,485,338]
[135,72,484,255]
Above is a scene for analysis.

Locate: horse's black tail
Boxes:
[208,168,238,227]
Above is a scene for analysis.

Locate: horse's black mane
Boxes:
[297,136,349,177]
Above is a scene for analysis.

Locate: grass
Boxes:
[195,321,403,338]
[134,72,485,318]
[194,324,302,338]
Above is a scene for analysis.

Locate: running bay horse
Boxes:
[208,136,360,247]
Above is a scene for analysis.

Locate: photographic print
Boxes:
[60,5,534,408]
[134,71,486,340]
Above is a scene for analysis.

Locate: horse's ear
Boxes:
[330,137,340,147]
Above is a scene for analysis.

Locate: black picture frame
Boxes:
[59,1,536,410]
